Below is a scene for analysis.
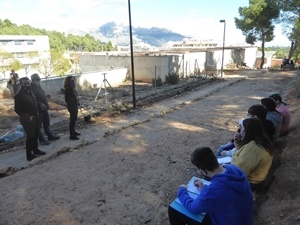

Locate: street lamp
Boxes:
[219,20,226,78]
[128,0,136,107]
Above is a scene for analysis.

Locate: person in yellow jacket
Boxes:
[232,117,274,191]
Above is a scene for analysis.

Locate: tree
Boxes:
[0,49,22,78]
[276,0,300,61]
[235,0,280,68]
[24,51,39,76]
[36,49,71,79]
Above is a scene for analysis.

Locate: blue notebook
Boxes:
[170,176,210,223]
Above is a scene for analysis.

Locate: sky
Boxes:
[0,0,290,47]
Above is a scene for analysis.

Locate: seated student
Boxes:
[232,118,274,191]
[269,93,291,136]
[261,97,283,141]
[247,104,275,141]
[168,147,254,225]
[215,119,243,157]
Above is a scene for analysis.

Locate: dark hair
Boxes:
[261,97,276,111]
[269,93,287,106]
[240,118,274,155]
[248,104,267,120]
[31,73,40,81]
[191,147,219,171]
[63,75,75,88]
[19,77,30,85]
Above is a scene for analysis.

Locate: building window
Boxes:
[14,40,23,45]
[27,40,35,45]
[0,40,11,46]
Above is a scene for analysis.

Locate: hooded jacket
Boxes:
[178,164,253,225]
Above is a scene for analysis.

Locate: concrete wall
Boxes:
[80,47,258,82]
[80,54,181,83]
[0,68,127,97]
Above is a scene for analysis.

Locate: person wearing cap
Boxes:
[269,93,291,136]
[168,147,254,225]
[261,97,283,141]
[31,73,60,145]
[14,77,46,161]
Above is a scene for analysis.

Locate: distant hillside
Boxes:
[93,22,187,47]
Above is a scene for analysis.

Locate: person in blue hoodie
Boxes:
[168,147,254,225]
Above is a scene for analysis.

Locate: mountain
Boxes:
[92,22,187,47]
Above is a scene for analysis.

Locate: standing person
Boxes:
[14,77,46,161]
[232,118,274,191]
[31,73,60,145]
[269,93,291,136]
[261,97,283,141]
[168,147,254,225]
[9,70,19,96]
[64,76,81,140]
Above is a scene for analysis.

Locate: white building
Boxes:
[0,35,50,78]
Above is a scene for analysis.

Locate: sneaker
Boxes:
[27,155,38,161]
[74,131,81,136]
[70,136,79,140]
[33,149,46,155]
[40,140,50,145]
[48,135,60,141]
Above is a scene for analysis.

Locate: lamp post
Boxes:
[219,20,226,78]
[128,0,136,107]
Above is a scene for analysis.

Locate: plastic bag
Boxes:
[0,125,25,143]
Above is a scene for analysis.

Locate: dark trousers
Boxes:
[67,104,78,137]
[38,110,52,141]
[168,205,212,225]
[12,84,19,96]
[19,117,38,158]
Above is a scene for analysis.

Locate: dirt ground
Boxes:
[0,70,299,225]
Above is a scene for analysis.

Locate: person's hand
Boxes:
[220,151,227,156]
[40,103,48,111]
[233,132,242,142]
[194,179,204,190]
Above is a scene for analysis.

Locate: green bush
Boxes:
[152,76,163,87]
[165,72,179,85]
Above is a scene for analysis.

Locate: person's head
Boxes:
[261,97,276,111]
[269,93,286,106]
[19,77,31,92]
[64,76,76,89]
[191,147,219,174]
[247,104,268,120]
[11,70,15,73]
[31,73,41,86]
[241,118,274,154]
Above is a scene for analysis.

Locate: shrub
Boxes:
[165,72,179,85]
[152,76,163,87]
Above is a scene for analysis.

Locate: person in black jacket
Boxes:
[31,74,60,145]
[14,77,46,161]
[64,76,81,140]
